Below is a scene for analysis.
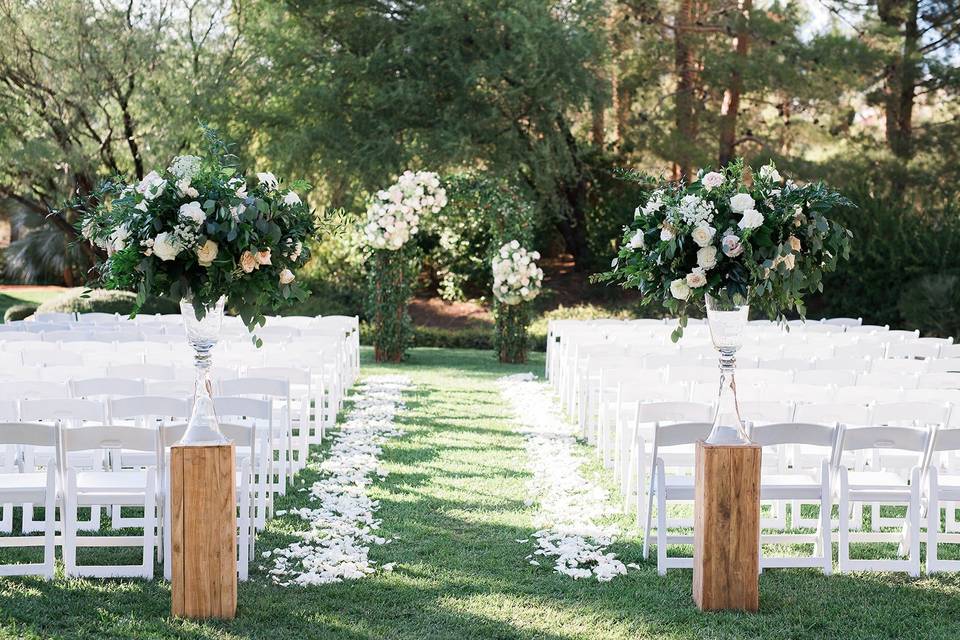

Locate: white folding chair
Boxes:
[0,423,58,578]
[927,428,960,573]
[61,425,157,579]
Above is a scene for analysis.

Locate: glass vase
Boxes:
[179,296,228,446]
[704,292,751,445]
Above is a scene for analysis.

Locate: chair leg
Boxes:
[143,471,157,580]
[43,469,57,579]
[656,488,667,576]
[63,473,77,577]
[838,474,849,573]
[909,471,921,578]
[820,494,832,576]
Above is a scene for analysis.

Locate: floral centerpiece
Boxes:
[596,160,852,443]
[492,241,543,364]
[364,170,447,362]
[76,130,318,444]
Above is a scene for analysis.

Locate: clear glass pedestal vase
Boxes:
[179,297,229,446]
[704,292,751,445]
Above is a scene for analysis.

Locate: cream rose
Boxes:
[788,235,801,252]
[670,278,691,301]
[255,249,272,266]
[627,230,645,249]
[782,253,796,270]
[686,267,707,288]
[691,224,716,248]
[196,240,218,267]
[240,250,258,273]
[697,245,718,270]
[730,192,756,213]
[737,208,764,230]
[660,224,675,242]
[279,268,296,285]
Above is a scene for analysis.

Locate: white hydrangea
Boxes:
[492,242,543,305]
[135,171,166,201]
[363,171,447,250]
[167,155,202,182]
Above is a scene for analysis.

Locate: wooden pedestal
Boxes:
[692,440,760,612]
[170,444,237,620]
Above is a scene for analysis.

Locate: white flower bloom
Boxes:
[257,172,279,190]
[279,268,296,285]
[175,178,199,199]
[701,171,725,191]
[627,230,645,250]
[660,225,675,242]
[737,208,764,230]
[670,278,691,300]
[759,164,782,183]
[697,245,718,270]
[493,242,542,305]
[690,224,716,248]
[686,267,707,288]
[178,201,206,226]
[729,192,756,214]
[167,155,202,181]
[110,224,130,252]
[283,191,301,206]
[152,232,181,261]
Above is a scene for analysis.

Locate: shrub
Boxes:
[3,302,38,322]
[37,288,180,316]
[898,274,960,339]
[359,323,547,352]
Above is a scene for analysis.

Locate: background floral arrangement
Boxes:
[365,171,447,362]
[363,171,447,250]
[77,130,317,334]
[492,241,543,305]
[597,160,853,339]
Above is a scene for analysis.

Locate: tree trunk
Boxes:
[673,0,699,181]
[879,0,919,161]
[718,0,752,167]
[555,114,592,268]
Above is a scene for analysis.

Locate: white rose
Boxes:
[697,245,718,270]
[196,240,218,267]
[702,171,725,191]
[686,267,707,288]
[721,233,744,257]
[110,224,130,252]
[136,171,167,201]
[627,230,645,249]
[257,172,279,190]
[670,278,691,301]
[152,232,181,261]
[729,192,755,213]
[178,201,205,225]
[283,191,301,206]
[660,225,675,242]
[759,164,782,183]
[279,268,296,285]
[737,208,764,230]
[691,224,716,247]
[134,200,148,212]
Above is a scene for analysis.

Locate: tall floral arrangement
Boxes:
[364,171,447,362]
[77,130,316,339]
[596,160,853,339]
[492,241,543,363]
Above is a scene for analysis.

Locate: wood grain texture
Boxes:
[170,444,237,620]
[692,440,761,612]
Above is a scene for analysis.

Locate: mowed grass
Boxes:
[0,347,959,639]
[0,286,64,321]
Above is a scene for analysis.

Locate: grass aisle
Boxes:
[2,347,960,639]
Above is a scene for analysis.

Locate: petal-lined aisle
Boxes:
[497,372,631,582]
[267,375,410,586]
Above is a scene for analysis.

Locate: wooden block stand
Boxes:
[170,444,237,620]
[693,440,761,612]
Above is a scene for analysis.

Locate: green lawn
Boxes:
[1,347,960,639]
[0,286,64,321]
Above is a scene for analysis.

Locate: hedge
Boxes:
[3,303,38,323]
[36,288,180,316]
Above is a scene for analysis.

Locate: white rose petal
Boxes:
[729,192,756,214]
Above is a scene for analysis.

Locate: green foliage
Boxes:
[494,302,530,363]
[366,248,420,362]
[36,288,179,316]
[3,302,37,322]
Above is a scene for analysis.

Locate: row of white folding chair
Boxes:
[0,399,269,580]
